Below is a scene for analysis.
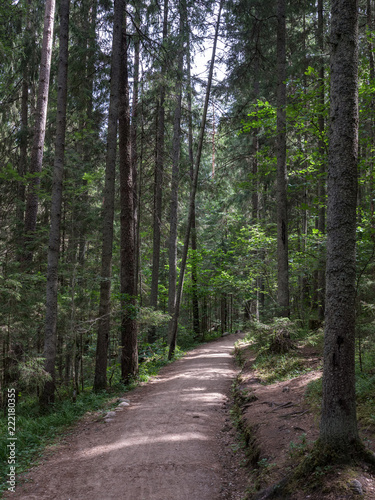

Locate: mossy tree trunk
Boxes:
[320,0,360,455]
[276,0,290,318]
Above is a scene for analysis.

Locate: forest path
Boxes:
[7,333,247,500]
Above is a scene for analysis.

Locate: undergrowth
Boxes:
[252,353,312,384]
[236,318,322,384]
[234,318,375,498]
[306,368,375,430]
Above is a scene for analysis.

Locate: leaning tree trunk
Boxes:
[187,39,200,337]
[168,0,223,358]
[167,7,184,345]
[40,0,70,408]
[276,0,289,317]
[119,17,138,382]
[319,0,360,456]
[93,0,124,392]
[23,0,55,264]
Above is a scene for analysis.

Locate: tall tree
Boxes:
[367,0,375,223]
[276,0,289,317]
[168,0,223,358]
[22,0,55,263]
[149,0,169,341]
[93,0,124,392]
[316,0,326,321]
[167,2,184,345]
[16,0,32,255]
[319,0,360,456]
[40,0,70,407]
[132,3,141,295]
[119,15,138,381]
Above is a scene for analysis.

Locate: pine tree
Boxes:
[319,0,360,456]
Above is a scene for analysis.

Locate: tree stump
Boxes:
[268,328,295,354]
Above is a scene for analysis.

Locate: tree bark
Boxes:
[119,17,138,382]
[149,0,169,342]
[17,0,31,257]
[252,61,260,321]
[316,0,326,322]
[23,0,55,263]
[184,28,200,337]
[132,6,141,295]
[77,0,97,267]
[319,0,360,454]
[367,0,375,224]
[167,7,184,345]
[93,0,124,392]
[276,0,290,317]
[40,0,70,407]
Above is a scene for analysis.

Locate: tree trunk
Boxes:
[23,0,55,263]
[319,0,360,455]
[276,0,289,317]
[167,7,184,345]
[132,7,141,295]
[119,17,138,382]
[168,0,223,358]
[77,0,97,268]
[149,0,168,342]
[93,0,124,392]
[252,62,260,321]
[17,1,31,257]
[367,0,375,225]
[317,0,326,322]
[40,0,70,408]
[187,42,201,337]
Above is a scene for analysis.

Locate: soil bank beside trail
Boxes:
[5,333,246,500]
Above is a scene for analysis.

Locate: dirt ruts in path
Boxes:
[6,333,247,500]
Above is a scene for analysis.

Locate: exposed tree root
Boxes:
[249,439,375,499]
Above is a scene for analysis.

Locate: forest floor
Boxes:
[235,340,375,499]
[3,332,250,500]
[4,332,375,500]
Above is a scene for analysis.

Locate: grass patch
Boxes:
[252,352,312,384]
[234,319,324,385]
[0,389,118,494]
[305,370,375,430]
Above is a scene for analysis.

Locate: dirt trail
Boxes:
[6,333,247,500]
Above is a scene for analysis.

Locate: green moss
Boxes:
[252,352,313,384]
[231,375,261,467]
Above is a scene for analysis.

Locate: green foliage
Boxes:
[288,433,311,460]
[0,390,120,493]
[305,351,375,429]
[252,353,310,384]
[241,100,277,136]
[17,358,52,390]
[242,318,297,351]
[137,307,171,330]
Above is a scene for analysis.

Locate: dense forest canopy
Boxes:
[0,0,374,453]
